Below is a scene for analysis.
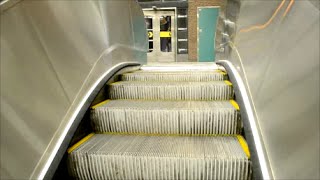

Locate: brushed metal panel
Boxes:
[0,0,147,179]
[217,60,272,180]
[230,0,319,179]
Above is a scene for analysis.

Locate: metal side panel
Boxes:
[0,0,147,179]
[225,0,319,179]
[217,60,271,180]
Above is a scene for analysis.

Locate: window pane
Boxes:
[160,16,172,52]
[145,17,153,52]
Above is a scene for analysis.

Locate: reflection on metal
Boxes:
[0,0,21,12]
[228,1,319,179]
[0,0,147,179]
[143,8,177,62]
[217,60,272,180]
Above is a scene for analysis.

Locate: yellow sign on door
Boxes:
[160,31,171,37]
[148,31,153,38]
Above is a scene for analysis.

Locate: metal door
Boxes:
[144,10,176,62]
[197,7,220,62]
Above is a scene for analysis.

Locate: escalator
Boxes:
[66,63,252,179]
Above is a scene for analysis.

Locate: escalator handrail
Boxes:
[217,60,273,180]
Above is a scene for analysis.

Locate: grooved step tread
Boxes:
[67,65,252,180]
[109,81,234,100]
[68,134,252,180]
[93,99,238,109]
[91,100,241,134]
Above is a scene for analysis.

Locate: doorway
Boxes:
[144,9,177,62]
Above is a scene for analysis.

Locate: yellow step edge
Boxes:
[237,135,251,159]
[224,80,233,86]
[109,81,121,85]
[67,133,95,154]
[230,100,240,110]
[91,100,110,109]
[101,132,237,137]
[216,70,227,76]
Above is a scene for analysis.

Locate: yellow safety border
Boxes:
[91,100,110,109]
[216,70,227,76]
[67,133,95,154]
[224,80,232,86]
[109,81,121,85]
[237,135,251,159]
[230,100,240,110]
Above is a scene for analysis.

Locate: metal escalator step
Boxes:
[109,81,234,100]
[121,70,227,82]
[91,100,240,134]
[68,134,252,180]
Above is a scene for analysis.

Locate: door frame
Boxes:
[143,7,177,62]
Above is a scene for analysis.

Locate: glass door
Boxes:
[144,10,176,62]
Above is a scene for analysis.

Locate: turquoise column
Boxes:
[198,7,220,62]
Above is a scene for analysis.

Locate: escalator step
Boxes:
[68,134,251,180]
[91,100,240,134]
[121,70,227,82]
[109,81,234,100]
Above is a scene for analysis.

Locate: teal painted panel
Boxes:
[198,7,220,62]
[132,16,147,63]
